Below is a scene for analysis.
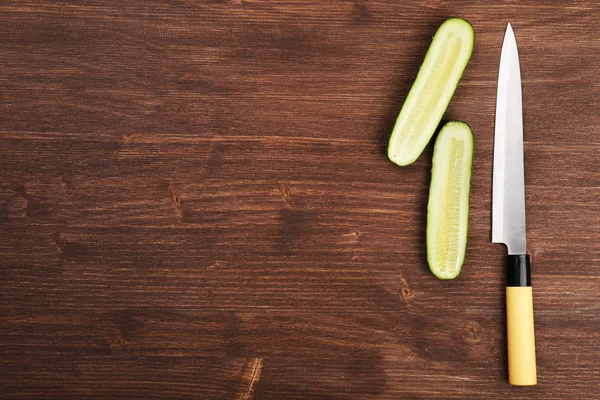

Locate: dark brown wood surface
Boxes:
[1,1,599,399]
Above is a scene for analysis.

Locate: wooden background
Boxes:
[1,1,599,399]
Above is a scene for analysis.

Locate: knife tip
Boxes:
[506,22,514,35]
[504,23,517,44]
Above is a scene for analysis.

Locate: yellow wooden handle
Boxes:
[506,286,537,385]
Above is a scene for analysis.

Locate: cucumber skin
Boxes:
[387,18,474,167]
[426,121,473,280]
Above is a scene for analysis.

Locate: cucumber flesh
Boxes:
[427,121,473,279]
[388,18,474,166]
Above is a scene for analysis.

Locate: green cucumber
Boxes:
[427,121,473,279]
[388,18,474,166]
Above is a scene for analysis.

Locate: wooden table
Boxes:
[1,1,599,399]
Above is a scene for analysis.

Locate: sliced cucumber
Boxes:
[388,18,474,166]
[427,121,473,279]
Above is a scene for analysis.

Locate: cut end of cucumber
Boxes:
[426,121,474,280]
[388,18,474,167]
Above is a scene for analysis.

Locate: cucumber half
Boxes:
[427,121,473,279]
[388,18,474,166]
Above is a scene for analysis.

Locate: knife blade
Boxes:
[493,23,526,255]
[493,23,537,386]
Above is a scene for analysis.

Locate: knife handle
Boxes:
[506,254,537,386]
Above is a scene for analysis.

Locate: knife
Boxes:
[492,23,537,386]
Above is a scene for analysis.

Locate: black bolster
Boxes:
[507,254,531,287]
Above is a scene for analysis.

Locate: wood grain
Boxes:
[1,0,599,399]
